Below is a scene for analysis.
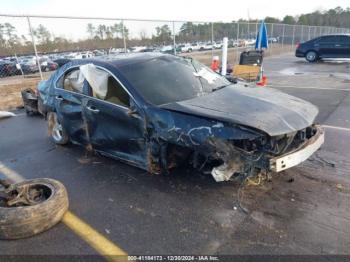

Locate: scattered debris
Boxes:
[336,184,343,191]
[0,111,16,119]
[287,178,295,183]
[21,88,39,115]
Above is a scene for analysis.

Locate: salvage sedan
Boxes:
[38,53,324,182]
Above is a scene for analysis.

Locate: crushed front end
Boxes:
[205,125,324,182]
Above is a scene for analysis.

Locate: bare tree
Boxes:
[86,23,95,39]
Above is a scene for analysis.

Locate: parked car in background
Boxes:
[199,42,213,51]
[296,34,350,62]
[53,58,72,68]
[130,46,148,53]
[139,47,156,53]
[268,37,279,43]
[228,40,239,48]
[0,60,20,77]
[40,59,59,72]
[38,53,323,182]
[160,45,174,54]
[181,43,200,53]
[19,59,39,74]
[213,42,223,49]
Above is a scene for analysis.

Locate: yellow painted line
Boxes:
[323,125,350,132]
[0,161,127,261]
[62,211,127,258]
[0,162,25,182]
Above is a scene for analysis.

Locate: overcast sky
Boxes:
[0,0,349,40]
[1,0,349,21]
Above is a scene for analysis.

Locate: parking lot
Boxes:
[1,53,350,258]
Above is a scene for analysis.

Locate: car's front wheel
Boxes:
[305,51,318,62]
[47,112,69,145]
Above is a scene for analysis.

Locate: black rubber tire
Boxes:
[47,112,69,145]
[305,51,318,62]
[0,178,69,239]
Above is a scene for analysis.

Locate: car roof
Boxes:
[320,34,350,37]
[94,52,173,67]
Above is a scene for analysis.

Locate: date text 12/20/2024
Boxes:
[127,256,219,261]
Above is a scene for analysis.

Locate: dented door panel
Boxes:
[54,88,90,145]
[83,98,147,167]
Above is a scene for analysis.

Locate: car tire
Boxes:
[305,51,318,62]
[0,178,69,239]
[47,112,69,145]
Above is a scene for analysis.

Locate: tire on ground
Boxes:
[0,178,69,239]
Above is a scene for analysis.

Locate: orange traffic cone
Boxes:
[211,56,220,72]
[256,75,267,86]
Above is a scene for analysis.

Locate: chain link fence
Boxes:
[0,14,349,109]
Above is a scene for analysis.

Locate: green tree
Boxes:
[283,15,296,24]
[0,24,5,47]
[154,24,172,43]
[297,15,309,25]
[110,22,129,39]
[264,17,281,23]
[34,24,51,44]
[4,23,18,47]
[96,24,107,40]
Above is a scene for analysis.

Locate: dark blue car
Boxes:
[296,34,350,62]
[38,53,324,182]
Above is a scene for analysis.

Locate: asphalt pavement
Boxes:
[0,53,350,257]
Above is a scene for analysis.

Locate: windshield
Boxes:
[118,55,230,105]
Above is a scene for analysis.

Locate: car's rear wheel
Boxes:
[305,51,318,62]
[47,112,69,145]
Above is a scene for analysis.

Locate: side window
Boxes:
[57,68,85,94]
[102,76,130,107]
[336,36,350,44]
[82,65,130,108]
[317,36,336,43]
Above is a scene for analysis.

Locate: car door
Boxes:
[316,36,337,57]
[82,65,147,165]
[54,67,90,145]
[335,35,350,58]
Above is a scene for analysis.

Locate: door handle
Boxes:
[87,106,100,113]
[335,44,341,47]
[55,95,63,101]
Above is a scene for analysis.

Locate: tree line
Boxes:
[0,6,349,56]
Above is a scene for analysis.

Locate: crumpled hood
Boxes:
[161,84,319,136]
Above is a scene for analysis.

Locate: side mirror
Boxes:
[128,108,138,116]
[127,100,141,118]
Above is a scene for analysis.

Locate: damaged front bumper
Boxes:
[211,125,324,182]
[269,125,324,172]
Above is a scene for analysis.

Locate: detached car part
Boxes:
[0,178,68,239]
[21,88,39,115]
